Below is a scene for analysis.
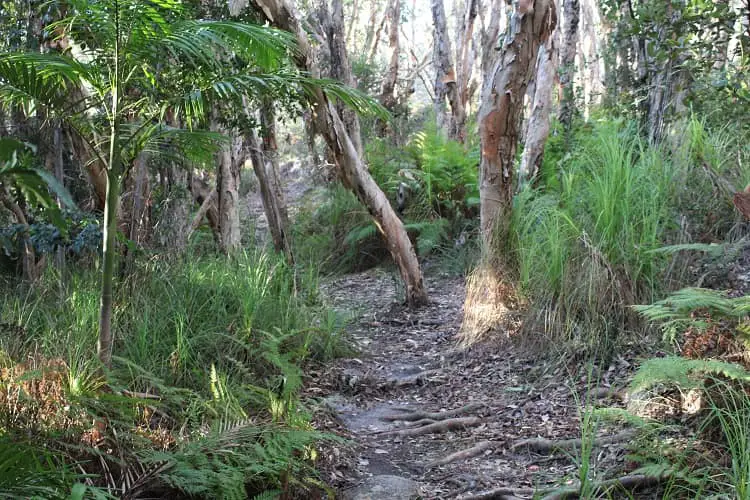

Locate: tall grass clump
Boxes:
[0,249,347,497]
[512,119,682,350]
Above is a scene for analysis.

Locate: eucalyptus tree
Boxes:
[0,0,372,365]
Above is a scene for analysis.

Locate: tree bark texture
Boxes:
[324,0,364,156]
[454,0,479,142]
[252,0,428,306]
[478,0,557,244]
[432,0,465,141]
[380,0,401,111]
[519,40,557,185]
[480,0,507,76]
[216,133,242,253]
[557,0,579,132]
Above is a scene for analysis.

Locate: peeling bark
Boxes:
[454,0,479,141]
[323,0,364,155]
[432,0,465,140]
[380,0,401,111]
[478,0,557,243]
[557,0,579,133]
[252,0,428,306]
[519,40,557,185]
[216,133,242,253]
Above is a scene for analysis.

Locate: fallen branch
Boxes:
[381,402,486,422]
[428,440,500,468]
[511,430,635,454]
[376,416,483,437]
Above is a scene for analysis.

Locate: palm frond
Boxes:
[157,21,295,71]
[124,123,226,166]
[0,53,94,113]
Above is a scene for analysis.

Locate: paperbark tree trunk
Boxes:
[519,40,557,185]
[432,0,465,140]
[324,0,364,155]
[478,0,557,244]
[380,0,401,111]
[216,133,242,253]
[252,0,428,306]
[454,0,478,142]
[557,0,579,133]
[479,0,506,76]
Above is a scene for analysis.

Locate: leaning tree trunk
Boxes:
[252,0,428,306]
[432,0,465,140]
[519,39,558,186]
[478,0,557,244]
[557,0,579,134]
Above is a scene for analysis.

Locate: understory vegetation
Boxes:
[1,0,750,496]
[0,252,346,498]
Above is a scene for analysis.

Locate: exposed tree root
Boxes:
[375,416,483,437]
[459,486,534,500]
[428,440,500,468]
[540,472,672,500]
[381,402,486,422]
[511,430,635,453]
[460,471,670,500]
[384,369,443,387]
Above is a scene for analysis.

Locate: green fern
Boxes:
[629,356,750,392]
[633,287,750,342]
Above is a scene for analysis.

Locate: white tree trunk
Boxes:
[519,40,558,185]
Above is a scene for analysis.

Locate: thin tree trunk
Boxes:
[478,0,557,243]
[558,0,579,133]
[216,133,242,253]
[53,125,66,268]
[519,40,557,185]
[252,0,428,306]
[363,0,384,56]
[380,0,401,111]
[98,157,120,367]
[186,189,217,241]
[454,0,478,141]
[0,190,38,282]
[325,0,364,155]
[368,9,389,64]
[432,0,464,140]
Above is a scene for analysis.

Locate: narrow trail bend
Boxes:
[306,269,640,499]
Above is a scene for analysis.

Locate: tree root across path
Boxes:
[380,402,486,422]
[460,471,672,500]
[510,430,636,453]
[373,416,484,437]
[427,440,501,468]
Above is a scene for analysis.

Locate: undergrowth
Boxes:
[511,116,749,354]
[0,250,347,498]
[294,126,480,276]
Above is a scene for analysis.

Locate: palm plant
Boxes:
[0,0,376,365]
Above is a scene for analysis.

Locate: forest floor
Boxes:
[304,269,655,499]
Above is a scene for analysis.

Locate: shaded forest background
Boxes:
[1,0,750,497]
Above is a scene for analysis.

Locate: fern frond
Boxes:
[629,356,750,392]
